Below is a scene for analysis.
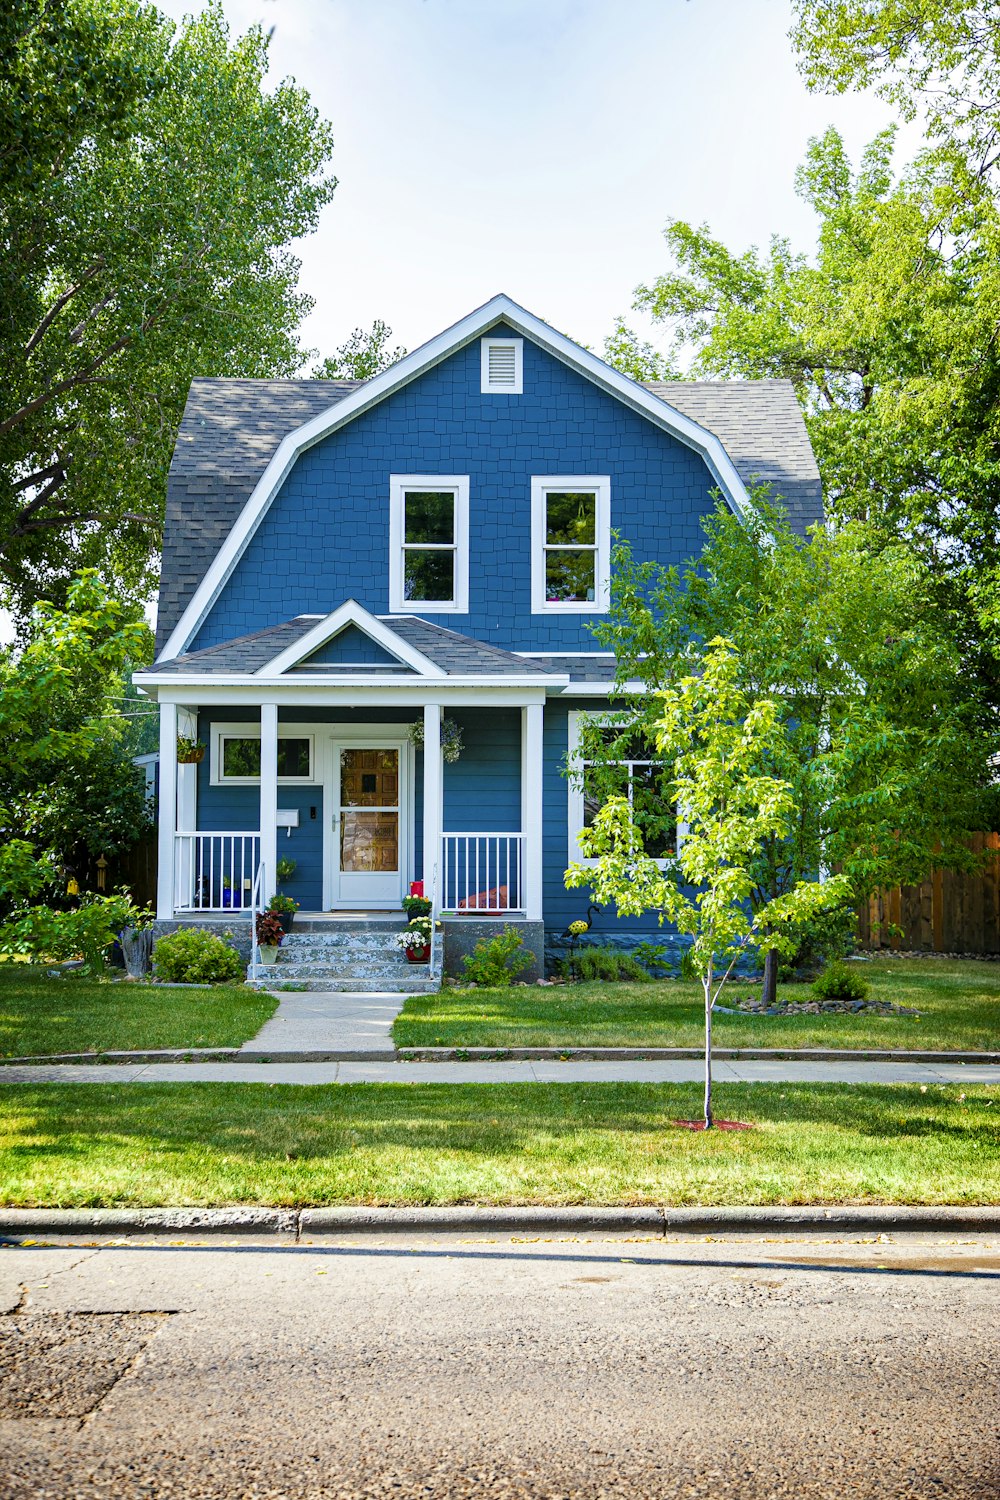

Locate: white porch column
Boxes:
[259,702,279,905]
[176,707,198,834]
[521,703,544,921]
[156,700,178,919]
[422,702,443,909]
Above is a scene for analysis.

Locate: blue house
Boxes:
[135,295,821,984]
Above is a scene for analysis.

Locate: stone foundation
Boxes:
[441,916,545,983]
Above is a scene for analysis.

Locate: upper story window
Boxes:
[481,336,523,394]
[531,476,611,613]
[389,475,469,614]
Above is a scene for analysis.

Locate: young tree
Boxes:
[314,320,407,381]
[1,0,336,621]
[568,639,850,1128]
[583,499,994,1001]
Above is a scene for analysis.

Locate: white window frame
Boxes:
[389,475,469,614]
[566,710,684,868]
[480,336,523,394]
[531,476,611,614]
[210,723,318,786]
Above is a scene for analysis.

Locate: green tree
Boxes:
[0,570,153,904]
[602,316,679,382]
[581,499,993,1000]
[629,127,1000,707]
[314,320,407,381]
[1,0,336,621]
[568,639,850,1127]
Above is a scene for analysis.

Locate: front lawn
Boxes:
[0,1082,996,1206]
[395,959,1000,1053]
[0,964,277,1057]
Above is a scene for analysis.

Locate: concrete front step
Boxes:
[250,976,438,993]
[257,919,434,992]
[272,963,429,981]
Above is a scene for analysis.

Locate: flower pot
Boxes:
[272,910,295,934]
[405,944,430,964]
[258,946,279,966]
[222,889,242,909]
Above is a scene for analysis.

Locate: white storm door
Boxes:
[330,743,405,906]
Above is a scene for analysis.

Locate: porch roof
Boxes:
[138,614,561,681]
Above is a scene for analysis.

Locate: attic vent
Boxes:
[481,337,523,394]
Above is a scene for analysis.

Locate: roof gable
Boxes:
[158,295,776,661]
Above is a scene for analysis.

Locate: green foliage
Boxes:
[0,0,336,617]
[0,840,57,905]
[633,941,671,974]
[602,316,678,382]
[402,895,433,921]
[314,320,407,381]
[267,894,299,915]
[275,858,297,884]
[782,903,858,977]
[812,960,870,1004]
[0,891,152,971]
[153,928,244,984]
[254,912,284,949]
[573,947,651,983]
[0,571,153,891]
[459,927,533,988]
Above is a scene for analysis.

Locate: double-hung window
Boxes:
[389,475,469,614]
[531,476,610,612]
[568,712,679,867]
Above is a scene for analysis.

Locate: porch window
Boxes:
[389,475,469,613]
[531,476,610,612]
[568,712,678,867]
[214,732,314,784]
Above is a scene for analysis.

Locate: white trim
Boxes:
[521,703,544,921]
[260,704,279,905]
[210,724,318,786]
[156,702,178,920]
[158,294,753,662]
[140,685,556,709]
[566,709,680,868]
[422,704,443,912]
[516,651,617,658]
[136,673,565,695]
[480,336,523,394]
[324,729,413,909]
[388,476,469,615]
[530,476,611,614]
[257,600,445,678]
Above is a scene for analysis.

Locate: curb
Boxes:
[3,1047,999,1067]
[2,1204,999,1239]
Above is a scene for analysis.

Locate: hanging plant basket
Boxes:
[177,736,206,764]
[408,717,464,763]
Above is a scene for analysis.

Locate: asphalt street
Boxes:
[1,1229,998,1499]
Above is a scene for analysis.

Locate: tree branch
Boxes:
[23,260,106,357]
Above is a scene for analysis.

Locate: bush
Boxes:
[0,890,151,972]
[573,946,650,982]
[811,959,869,1003]
[153,928,244,983]
[459,926,533,987]
[782,903,857,976]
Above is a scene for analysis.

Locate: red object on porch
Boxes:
[409,881,424,897]
[457,885,509,910]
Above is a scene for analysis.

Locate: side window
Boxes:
[389,476,469,613]
[531,477,610,612]
[212,732,315,784]
[568,714,679,866]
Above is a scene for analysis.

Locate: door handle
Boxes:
[331,813,339,830]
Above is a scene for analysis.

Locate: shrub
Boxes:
[574,946,650,983]
[811,959,869,1003]
[633,941,671,975]
[782,903,857,976]
[153,927,244,983]
[0,890,151,972]
[459,926,533,987]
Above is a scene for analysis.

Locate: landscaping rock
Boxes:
[721,996,920,1017]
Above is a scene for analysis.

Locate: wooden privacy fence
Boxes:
[857,833,1000,954]
[74,835,158,912]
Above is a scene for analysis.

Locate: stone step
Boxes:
[283,918,407,935]
[278,936,409,954]
[270,962,427,981]
[249,976,438,994]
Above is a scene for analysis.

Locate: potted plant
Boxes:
[401,894,432,921]
[255,910,284,965]
[389,915,432,963]
[408,717,464,763]
[268,893,299,934]
[221,876,242,910]
[177,735,206,764]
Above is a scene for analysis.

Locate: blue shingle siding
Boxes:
[303,624,399,667]
[191,326,718,654]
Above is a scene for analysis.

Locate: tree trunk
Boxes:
[703,970,713,1129]
[762,945,779,1007]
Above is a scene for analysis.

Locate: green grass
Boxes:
[0,1082,997,1206]
[0,965,277,1057]
[395,959,1000,1053]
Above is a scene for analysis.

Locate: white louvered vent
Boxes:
[481,336,523,394]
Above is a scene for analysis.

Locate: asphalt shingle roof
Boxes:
[141,615,560,680]
[156,372,822,654]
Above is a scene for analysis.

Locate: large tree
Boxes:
[1,0,336,621]
[313,320,407,381]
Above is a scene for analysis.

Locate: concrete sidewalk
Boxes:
[1,1057,998,1085]
[238,989,401,1058]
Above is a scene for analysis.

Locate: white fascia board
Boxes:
[141,684,555,709]
[133,673,569,694]
[556,680,648,696]
[256,599,445,678]
[159,293,752,662]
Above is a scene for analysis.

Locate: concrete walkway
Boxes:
[239,990,402,1058]
[1,1058,999,1085]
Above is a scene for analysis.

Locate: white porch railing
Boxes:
[440,834,525,913]
[174,833,261,913]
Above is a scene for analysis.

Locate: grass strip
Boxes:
[0,1081,997,1207]
[395,959,1000,1053]
[0,966,277,1057]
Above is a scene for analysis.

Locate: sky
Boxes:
[152,0,919,366]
